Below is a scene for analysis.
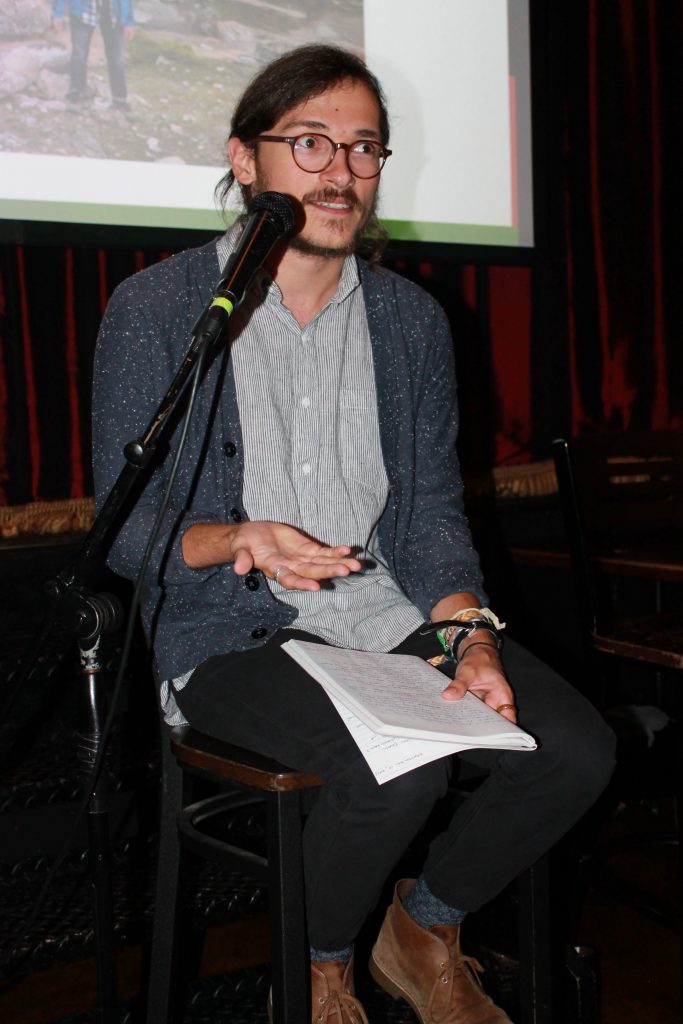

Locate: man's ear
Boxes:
[228,136,256,185]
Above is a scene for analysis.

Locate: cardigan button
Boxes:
[230,507,243,522]
[244,574,260,591]
[224,441,237,457]
[251,627,268,639]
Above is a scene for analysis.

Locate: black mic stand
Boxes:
[17,190,295,1022]
[40,300,234,1024]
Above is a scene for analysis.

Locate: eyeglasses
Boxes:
[250,133,392,179]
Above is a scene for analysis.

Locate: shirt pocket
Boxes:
[337,388,389,496]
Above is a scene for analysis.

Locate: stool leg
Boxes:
[518,855,553,1024]
[266,789,309,1024]
[147,736,187,1024]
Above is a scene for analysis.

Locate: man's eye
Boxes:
[353,141,377,155]
[296,135,322,150]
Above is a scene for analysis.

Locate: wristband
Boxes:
[424,606,505,662]
[439,607,505,657]
[454,638,501,663]
[450,621,503,660]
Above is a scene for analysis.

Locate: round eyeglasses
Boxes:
[250,133,392,179]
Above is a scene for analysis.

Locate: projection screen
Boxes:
[0,0,533,248]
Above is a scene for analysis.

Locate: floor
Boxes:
[0,801,679,1024]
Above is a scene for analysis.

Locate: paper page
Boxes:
[325,691,468,785]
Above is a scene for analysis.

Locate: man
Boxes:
[93,45,615,1024]
[52,0,134,112]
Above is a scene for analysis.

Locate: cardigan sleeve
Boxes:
[406,297,487,609]
[91,265,222,590]
[366,265,487,614]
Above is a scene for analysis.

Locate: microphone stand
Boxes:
[14,191,295,1021]
[40,302,234,1024]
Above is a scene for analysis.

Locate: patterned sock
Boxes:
[309,945,353,964]
[403,876,467,929]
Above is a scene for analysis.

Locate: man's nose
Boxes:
[320,146,355,188]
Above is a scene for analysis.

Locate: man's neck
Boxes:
[272,248,348,327]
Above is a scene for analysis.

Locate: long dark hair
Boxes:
[215,44,390,264]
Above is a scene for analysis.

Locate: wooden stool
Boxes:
[146,724,323,1024]
[147,725,557,1024]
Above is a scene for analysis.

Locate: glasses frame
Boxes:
[249,133,392,179]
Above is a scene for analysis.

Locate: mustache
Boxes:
[302,187,363,210]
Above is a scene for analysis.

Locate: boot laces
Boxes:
[316,990,370,1024]
[438,952,485,991]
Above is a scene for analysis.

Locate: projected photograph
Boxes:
[0,0,363,166]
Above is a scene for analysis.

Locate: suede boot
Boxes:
[369,880,512,1023]
[268,953,369,1023]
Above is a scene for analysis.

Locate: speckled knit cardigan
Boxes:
[92,239,485,681]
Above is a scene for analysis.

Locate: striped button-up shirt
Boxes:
[220,229,424,653]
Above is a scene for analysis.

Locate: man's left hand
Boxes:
[440,643,517,722]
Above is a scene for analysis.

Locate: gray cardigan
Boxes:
[92,240,485,680]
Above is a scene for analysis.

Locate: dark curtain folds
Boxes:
[0,0,680,506]
[559,0,682,435]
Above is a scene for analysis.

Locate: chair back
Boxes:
[552,430,683,641]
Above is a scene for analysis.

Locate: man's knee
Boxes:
[534,707,617,810]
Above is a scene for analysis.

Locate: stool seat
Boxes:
[170,725,324,790]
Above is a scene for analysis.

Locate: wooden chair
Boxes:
[146,720,559,1024]
[552,432,683,672]
[146,724,324,1024]
[552,431,682,930]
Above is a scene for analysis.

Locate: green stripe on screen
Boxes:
[0,201,519,246]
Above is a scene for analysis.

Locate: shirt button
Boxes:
[251,627,268,639]
[230,507,243,522]
[301,396,311,408]
[301,463,311,475]
[244,574,260,591]
[224,441,237,457]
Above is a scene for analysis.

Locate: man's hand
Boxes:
[440,642,517,723]
[182,520,362,592]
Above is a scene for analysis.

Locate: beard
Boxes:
[252,171,377,258]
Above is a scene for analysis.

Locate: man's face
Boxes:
[231,78,383,259]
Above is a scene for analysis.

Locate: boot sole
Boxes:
[368,952,424,1022]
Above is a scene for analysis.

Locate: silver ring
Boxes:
[274,566,284,586]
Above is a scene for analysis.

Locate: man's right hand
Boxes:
[182,520,362,592]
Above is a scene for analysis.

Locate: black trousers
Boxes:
[176,627,615,951]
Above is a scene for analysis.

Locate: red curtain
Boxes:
[563,0,682,435]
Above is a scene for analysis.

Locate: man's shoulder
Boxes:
[109,237,219,306]
[358,258,448,337]
[358,258,442,311]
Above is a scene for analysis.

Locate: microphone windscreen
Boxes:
[249,191,296,236]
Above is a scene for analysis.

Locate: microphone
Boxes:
[196,192,296,342]
[216,190,296,305]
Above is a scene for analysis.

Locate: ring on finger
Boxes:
[496,703,516,714]
[274,565,285,586]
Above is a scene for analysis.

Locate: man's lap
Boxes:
[174,626,612,786]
